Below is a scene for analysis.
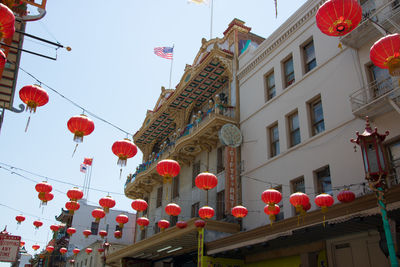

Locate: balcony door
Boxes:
[368,64,392,98]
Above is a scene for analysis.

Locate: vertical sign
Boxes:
[197,228,204,267]
[0,234,21,262]
[225,146,237,213]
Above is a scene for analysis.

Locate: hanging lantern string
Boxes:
[7,60,134,138]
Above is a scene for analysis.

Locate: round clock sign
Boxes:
[219,123,242,148]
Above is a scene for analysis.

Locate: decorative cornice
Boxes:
[237,0,324,81]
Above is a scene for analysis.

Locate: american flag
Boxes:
[154,47,173,59]
[80,164,87,173]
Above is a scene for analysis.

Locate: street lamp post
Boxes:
[351,117,398,267]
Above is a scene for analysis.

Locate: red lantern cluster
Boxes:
[165,203,181,216]
[370,33,400,76]
[195,172,218,191]
[65,201,80,215]
[59,247,67,255]
[67,188,83,202]
[231,205,248,218]
[50,224,60,233]
[116,214,129,229]
[35,181,53,205]
[158,219,170,231]
[99,230,108,239]
[114,230,122,239]
[46,246,54,253]
[99,196,116,213]
[199,206,214,219]
[33,220,43,229]
[289,192,310,213]
[264,204,280,223]
[85,248,93,255]
[83,229,92,238]
[137,217,150,230]
[112,139,137,167]
[0,4,15,39]
[32,244,40,251]
[337,190,355,203]
[66,227,76,236]
[176,221,187,229]
[316,0,362,37]
[261,189,282,210]
[156,159,181,183]
[15,215,25,225]
[67,114,95,143]
[92,208,105,223]
[72,248,80,256]
[131,199,148,212]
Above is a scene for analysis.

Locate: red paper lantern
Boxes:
[92,208,105,223]
[46,246,54,253]
[33,220,43,229]
[194,219,206,230]
[85,248,93,255]
[370,33,400,76]
[67,188,83,202]
[19,85,49,113]
[195,172,218,191]
[99,196,116,213]
[290,192,310,213]
[38,192,54,205]
[231,205,248,218]
[316,0,362,37]
[69,259,75,264]
[83,229,92,238]
[66,227,76,236]
[176,221,187,229]
[65,201,80,215]
[99,230,108,239]
[114,230,122,239]
[72,248,80,255]
[315,193,334,212]
[156,159,181,183]
[0,50,6,69]
[165,203,181,216]
[337,190,356,203]
[137,217,150,230]
[67,114,95,143]
[20,241,25,247]
[261,189,282,210]
[0,4,15,39]
[158,219,170,230]
[131,199,148,212]
[59,247,67,255]
[35,181,52,204]
[98,248,105,253]
[112,139,137,167]
[264,204,280,223]
[116,214,129,228]
[50,224,60,233]
[15,215,25,225]
[32,244,40,251]
[303,202,311,212]
[198,206,214,219]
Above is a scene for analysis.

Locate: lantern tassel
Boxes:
[25,115,31,132]
[72,144,78,157]
[119,168,122,179]
[323,214,326,227]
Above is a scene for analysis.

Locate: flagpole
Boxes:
[168,44,174,89]
[210,0,214,39]
[87,158,93,200]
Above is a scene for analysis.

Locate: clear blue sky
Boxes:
[0,0,307,264]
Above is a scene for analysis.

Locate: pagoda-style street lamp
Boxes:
[351,117,398,267]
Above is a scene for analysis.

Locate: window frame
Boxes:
[217,147,225,174]
[216,190,226,220]
[283,55,295,88]
[269,123,280,158]
[264,70,276,101]
[302,39,316,73]
[172,174,180,199]
[90,222,99,235]
[156,186,163,208]
[309,96,325,136]
[291,176,305,194]
[288,111,301,147]
[192,161,201,188]
[315,165,332,195]
[191,202,200,218]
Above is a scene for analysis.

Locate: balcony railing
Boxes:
[349,77,400,114]
[125,106,236,186]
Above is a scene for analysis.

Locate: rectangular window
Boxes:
[291,177,305,193]
[154,222,160,234]
[143,197,149,216]
[265,71,276,101]
[217,147,225,173]
[216,190,226,220]
[274,185,284,221]
[283,56,295,87]
[316,166,332,195]
[269,123,280,158]
[310,97,325,136]
[172,174,179,199]
[192,161,200,187]
[156,186,163,208]
[303,40,316,73]
[90,222,99,235]
[288,112,301,147]
[191,202,200,218]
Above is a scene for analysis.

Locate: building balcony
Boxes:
[340,0,400,49]
[125,108,236,199]
[349,77,400,118]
